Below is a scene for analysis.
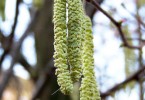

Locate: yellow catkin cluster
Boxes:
[80,16,100,100]
[67,0,83,82]
[53,0,73,94]
[53,0,101,99]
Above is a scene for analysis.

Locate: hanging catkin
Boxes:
[80,16,100,100]
[67,0,83,83]
[53,0,73,94]
[123,26,135,77]
[53,0,101,99]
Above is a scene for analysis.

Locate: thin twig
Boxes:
[126,38,145,42]
[100,66,145,98]
[121,3,145,28]
[0,30,5,43]
[0,0,21,69]
[18,53,34,76]
[86,0,142,49]
[0,10,38,98]
[136,2,144,99]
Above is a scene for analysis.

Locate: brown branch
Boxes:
[85,0,104,19]
[0,0,21,69]
[126,38,145,42]
[86,0,142,49]
[100,66,145,98]
[31,74,49,100]
[121,3,145,28]
[31,68,55,100]
[31,59,55,100]
[17,53,34,78]
[0,30,5,43]
[136,2,144,99]
[0,32,35,79]
[0,10,38,98]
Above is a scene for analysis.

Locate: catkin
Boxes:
[53,0,101,98]
[123,26,135,77]
[67,0,83,82]
[80,16,100,100]
[53,0,73,94]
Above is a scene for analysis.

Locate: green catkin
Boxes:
[67,0,83,82]
[123,26,135,77]
[53,0,73,94]
[80,16,100,100]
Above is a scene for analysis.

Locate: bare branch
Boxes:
[31,59,55,100]
[85,0,104,19]
[0,30,5,43]
[86,0,142,49]
[0,0,21,69]
[100,66,145,98]
[0,10,38,98]
[31,68,55,100]
[17,53,34,78]
[126,38,145,42]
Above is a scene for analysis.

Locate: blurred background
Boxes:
[0,0,145,100]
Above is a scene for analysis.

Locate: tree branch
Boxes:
[86,0,142,49]
[100,66,145,98]
[85,0,104,19]
[0,10,38,98]
[126,38,145,42]
[0,0,21,69]
[0,30,5,44]
[31,65,55,100]
[17,53,34,78]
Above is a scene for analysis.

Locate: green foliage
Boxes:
[0,0,5,20]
